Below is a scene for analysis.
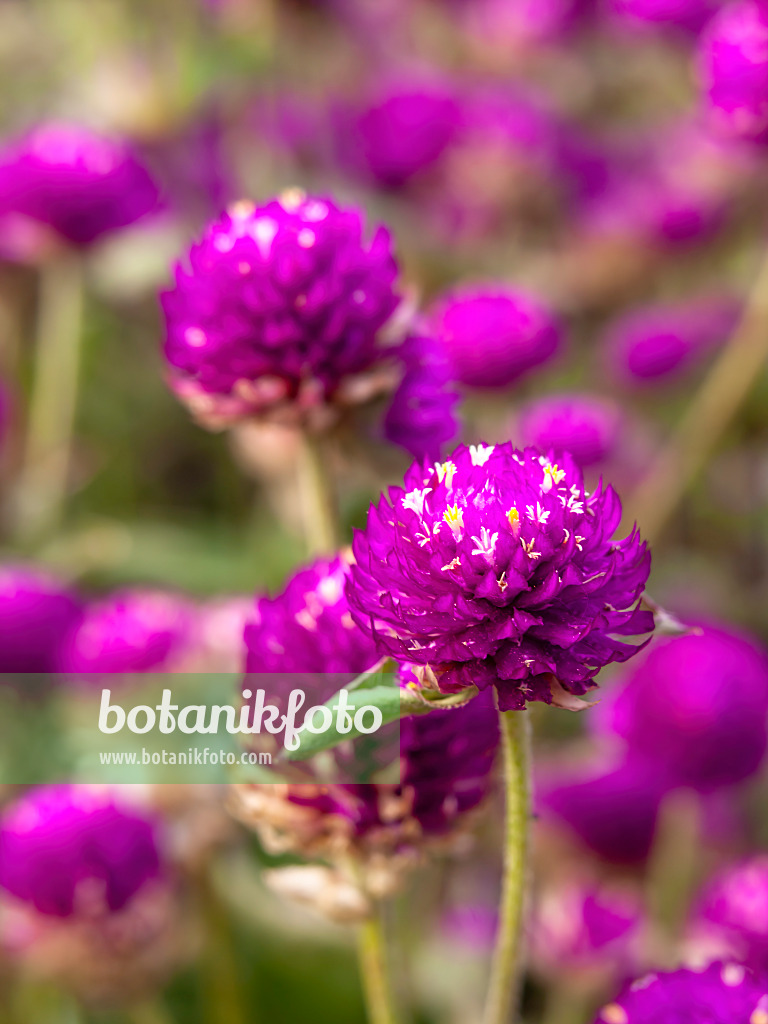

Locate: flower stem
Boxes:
[195,865,250,1024]
[15,252,84,543]
[623,246,768,543]
[297,430,338,557]
[483,708,532,1024]
[357,910,399,1024]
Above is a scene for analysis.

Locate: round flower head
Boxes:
[530,879,642,976]
[603,297,740,386]
[518,394,624,468]
[693,857,768,967]
[0,122,161,248]
[700,0,768,142]
[0,786,161,918]
[58,590,196,677]
[538,755,666,864]
[334,79,461,190]
[347,444,653,710]
[0,565,82,674]
[432,288,562,389]
[597,624,768,791]
[161,191,402,428]
[593,962,768,1024]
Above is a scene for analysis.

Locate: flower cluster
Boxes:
[347,443,652,709]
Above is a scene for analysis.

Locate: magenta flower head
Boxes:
[161,190,403,429]
[0,786,161,918]
[346,443,653,710]
[518,394,624,468]
[597,624,768,791]
[700,0,768,142]
[594,962,768,1024]
[0,565,82,675]
[0,122,161,249]
[58,590,196,677]
[431,287,562,390]
[334,78,461,190]
[603,296,740,386]
[530,879,642,976]
[693,857,768,967]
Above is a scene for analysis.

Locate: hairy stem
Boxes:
[483,709,532,1024]
[357,911,399,1024]
[623,249,768,543]
[15,253,84,542]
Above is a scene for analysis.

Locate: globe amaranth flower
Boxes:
[57,589,197,678]
[596,624,768,791]
[347,443,653,710]
[700,0,768,142]
[602,296,740,386]
[594,962,768,1024]
[517,393,624,468]
[692,858,768,969]
[0,786,187,1006]
[0,122,161,248]
[383,332,460,462]
[530,879,643,976]
[161,190,403,429]
[234,555,499,918]
[431,288,562,390]
[0,565,83,674]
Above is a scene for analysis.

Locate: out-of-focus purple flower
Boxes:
[593,962,768,1024]
[597,624,768,791]
[692,857,768,967]
[383,333,460,462]
[576,120,753,249]
[347,444,652,710]
[0,566,82,675]
[333,78,461,190]
[196,596,254,673]
[538,755,666,864]
[161,191,402,429]
[603,296,740,386]
[518,394,624,468]
[441,903,498,950]
[461,0,590,50]
[0,122,161,248]
[0,786,162,918]
[530,880,643,974]
[608,0,720,33]
[699,0,768,142]
[57,590,196,676]
[244,555,379,676]
[431,286,561,389]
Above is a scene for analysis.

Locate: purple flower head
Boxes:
[347,444,653,710]
[431,287,562,390]
[608,0,719,33]
[161,191,402,429]
[0,565,82,675]
[597,624,768,791]
[0,786,162,918]
[334,78,461,190]
[0,122,161,248]
[700,0,768,142]
[531,880,642,974]
[518,394,624,468]
[693,857,768,967]
[245,554,379,676]
[603,296,740,386]
[383,333,460,462]
[58,590,196,676]
[538,755,666,864]
[594,962,768,1024]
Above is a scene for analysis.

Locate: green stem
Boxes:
[15,252,84,543]
[297,430,338,557]
[357,911,398,1024]
[195,866,249,1024]
[126,1000,175,1024]
[482,709,532,1024]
